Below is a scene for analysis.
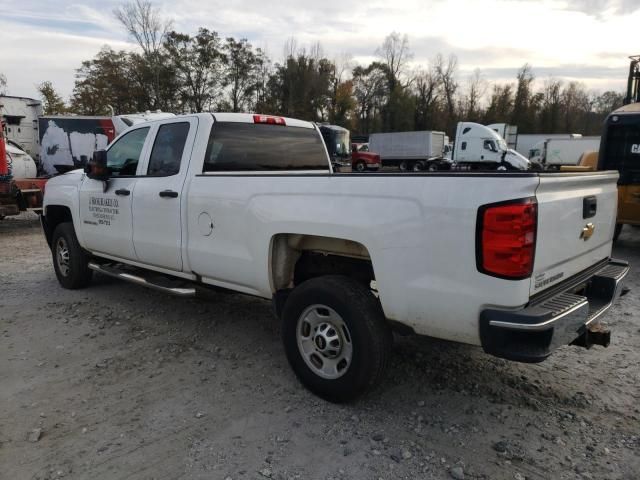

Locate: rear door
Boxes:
[78,126,151,260]
[131,117,197,271]
[531,171,619,295]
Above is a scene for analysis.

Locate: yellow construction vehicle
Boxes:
[598,55,640,240]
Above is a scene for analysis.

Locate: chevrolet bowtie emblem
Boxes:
[581,222,595,240]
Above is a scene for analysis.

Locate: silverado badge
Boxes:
[581,222,595,240]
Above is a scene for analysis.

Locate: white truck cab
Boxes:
[41,112,629,402]
[453,122,531,170]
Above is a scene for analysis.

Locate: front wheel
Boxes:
[281,275,392,402]
[355,161,367,172]
[51,222,93,289]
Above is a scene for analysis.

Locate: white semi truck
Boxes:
[42,112,628,401]
[452,122,531,170]
[368,130,446,171]
[0,95,43,159]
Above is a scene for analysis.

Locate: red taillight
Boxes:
[477,198,537,279]
[253,114,286,126]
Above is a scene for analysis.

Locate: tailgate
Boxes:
[531,171,619,295]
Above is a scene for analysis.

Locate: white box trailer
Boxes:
[368,130,445,170]
[487,123,518,149]
[543,137,601,166]
[515,133,582,158]
[0,95,43,159]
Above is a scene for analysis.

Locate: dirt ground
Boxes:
[1,213,638,480]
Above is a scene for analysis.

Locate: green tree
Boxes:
[266,46,333,121]
[164,28,226,112]
[70,47,140,115]
[37,81,67,114]
[224,38,263,112]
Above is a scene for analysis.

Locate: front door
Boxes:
[131,119,197,271]
[78,126,151,260]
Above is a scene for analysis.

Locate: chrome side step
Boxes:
[88,262,196,297]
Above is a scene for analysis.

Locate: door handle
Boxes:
[115,188,130,196]
[159,190,178,198]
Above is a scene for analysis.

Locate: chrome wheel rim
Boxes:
[56,237,70,277]
[356,162,365,172]
[296,304,353,380]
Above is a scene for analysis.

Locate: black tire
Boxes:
[412,161,424,172]
[613,223,623,242]
[281,275,392,402]
[51,222,93,289]
[355,161,367,172]
[398,161,408,172]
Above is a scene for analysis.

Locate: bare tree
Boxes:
[541,78,563,132]
[376,32,412,86]
[464,68,486,120]
[413,65,441,130]
[114,0,171,56]
[114,0,173,109]
[434,53,459,127]
[0,73,7,95]
[283,37,298,60]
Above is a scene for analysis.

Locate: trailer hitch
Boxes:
[571,322,611,349]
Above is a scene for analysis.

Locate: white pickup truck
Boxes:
[41,113,629,402]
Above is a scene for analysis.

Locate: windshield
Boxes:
[334,131,350,157]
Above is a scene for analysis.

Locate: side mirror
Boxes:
[85,150,109,180]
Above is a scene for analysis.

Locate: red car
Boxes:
[351,143,381,172]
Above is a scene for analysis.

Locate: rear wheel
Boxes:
[412,161,424,172]
[51,222,93,289]
[398,161,408,172]
[282,275,392,402]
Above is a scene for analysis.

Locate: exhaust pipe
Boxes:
[571,322,611,349]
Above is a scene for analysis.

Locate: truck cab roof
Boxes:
[122,112,317,131]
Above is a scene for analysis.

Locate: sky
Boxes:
[0,0,638,102]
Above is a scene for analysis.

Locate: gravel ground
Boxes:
[1,213,639,480]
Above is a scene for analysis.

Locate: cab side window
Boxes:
[483,140,497,152]
[107,127,150,177]
[147,122,190,176]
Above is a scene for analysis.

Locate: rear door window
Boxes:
[203,122,329,172]
[147,122,190,176]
